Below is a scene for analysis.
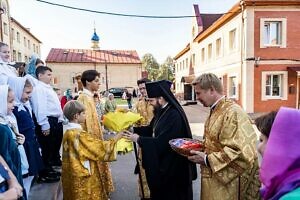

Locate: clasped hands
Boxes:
[42,129,50,136]
[15,132,25,145]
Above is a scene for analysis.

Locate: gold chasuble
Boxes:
[134,98,154,198]
[77,89,114,197]
[62,128,117,200]
[201,98,261,200]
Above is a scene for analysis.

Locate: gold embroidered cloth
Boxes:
[201,98,261,200]
[134,98,153,198]
[134,98,154,126]
[62,129,117,200]
[77,93,114,196]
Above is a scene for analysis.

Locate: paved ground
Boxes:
[28,103,207,200]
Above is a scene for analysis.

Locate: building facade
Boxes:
[174,0,300,113]
[0,0,41,62]
[46,48,142,93]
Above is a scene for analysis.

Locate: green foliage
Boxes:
[142,54,175,81]
[141,53,160,81]
[157,56,175,81]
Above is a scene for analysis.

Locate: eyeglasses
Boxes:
[139,87,146,90]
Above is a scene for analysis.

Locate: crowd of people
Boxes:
[0,39,300,200]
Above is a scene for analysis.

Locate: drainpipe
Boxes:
[0,7,4,42]
[240,0,245,109]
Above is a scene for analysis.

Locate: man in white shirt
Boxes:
[30,66,63,183]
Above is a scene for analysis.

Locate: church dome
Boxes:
[91,29,99,42]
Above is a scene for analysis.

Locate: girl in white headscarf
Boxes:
[0,85,26,199]
[0,43,17,85]
[8,77,44,198]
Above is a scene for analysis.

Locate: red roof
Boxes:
[46,48,141,64]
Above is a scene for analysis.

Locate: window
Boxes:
[182,60,185,70]
[17,32,20,43]
[201,48,205,63]
[192,54,195,67]
[186,58,188,68]
[12,50,16,61]
[18,52,21,61]
[33,44,36,52]
[260,18,286,48]
[229,76,237,98]
[53,77,58,84]
[11,28,15,40]
[264,22,281,45]
[229,29,236,50]
[216,38,221,57]
[28,40,30,49]
[261,71,288,100]
[24,37,27,47]
[265,74,282,97]
[208,43,212,60]
[3,23,8,35]
[24,56,28,62]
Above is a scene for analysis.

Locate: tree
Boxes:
[157,56,175,81]
[141,53,160,81]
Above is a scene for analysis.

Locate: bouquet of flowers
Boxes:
[103,111,143,154]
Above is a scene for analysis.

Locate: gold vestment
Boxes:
[134,98,154,198]
[77,92,114,196]
[201,98,261,200]
[62,128,117,200]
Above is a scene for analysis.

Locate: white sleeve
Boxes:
[31,85,50,130]
[0,74,8,85]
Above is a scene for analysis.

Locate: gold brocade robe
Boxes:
[201,98,261,200]
[134,98,154,198]
[77,92,114,195]
[134,98,154,126]
[62,128,117,200]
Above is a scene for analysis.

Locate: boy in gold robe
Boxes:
[77,70,114,197]
[188,73,261,200]
[61,100,122,200]
[134,78,153,199]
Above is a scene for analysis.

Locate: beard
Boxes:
[153,103,162,116]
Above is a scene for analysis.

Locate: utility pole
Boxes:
[105,63,108,91]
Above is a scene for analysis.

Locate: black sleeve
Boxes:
[133,126,152,137]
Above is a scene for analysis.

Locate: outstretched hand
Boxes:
[188,150,206,165]
[114,132,124,141]
[122,130,139,143]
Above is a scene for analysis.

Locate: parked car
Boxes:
[107,87,125,98]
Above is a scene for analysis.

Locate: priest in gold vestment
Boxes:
[77,70,114,197]
[133,78,154,199]
[188,73,261,200]
[61,100,121,200]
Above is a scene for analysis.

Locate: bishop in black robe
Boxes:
[125,80,197,200]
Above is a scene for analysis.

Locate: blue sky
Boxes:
[10,0,238,63]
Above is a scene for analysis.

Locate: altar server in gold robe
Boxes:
[188,73,261,200]
[77,70,114,197]
[61,100,122,200]
[134,78,153,199]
